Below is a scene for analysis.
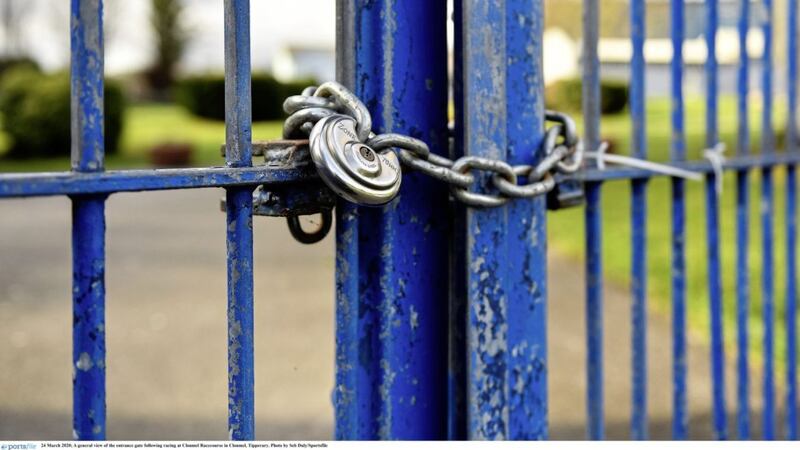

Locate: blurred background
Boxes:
[0,0,795,440]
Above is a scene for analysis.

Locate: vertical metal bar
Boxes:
[630,0,648,440]
[71,197,106,440]
[761,0,776,440]
[70,0,106,440]
[333,201,362,439]
[704,0,728,440]
[505,0,548,439]
[223,0,254,440]
[449,0,468,440]
[460,0,549,439]
[785,0,798,440]
[337,0,450,439]
[333,2,368,439]
[735,0,751,439]
[462,0,508,439]
[378,0,449,439]
[333,1,379,439]
[787,168,798,441]
[584,182,604,441]
[583,0,604,440]
[670,0,689,440]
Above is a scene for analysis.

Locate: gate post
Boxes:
[458,0,548,440]
[334,0,450,439]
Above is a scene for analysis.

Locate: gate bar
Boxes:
[506,0,548,439]
[334,0,449,439]
[629,0,648,439]
[761,0,776,439]
[461,0,548,439]
[71,0,107,440]
[735,0,751,439]
[223,0,255,439]
[583,0,604,440]
[449,0,468,439]
[704,0,728,440]
[371,0,449,438]
[786,0,799,439]
[0,166,312,198]
[670,0,689,439]
[332,0,374,439]
[6,152,800,199]
[462,0,509,439]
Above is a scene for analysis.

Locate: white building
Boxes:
[272,45,335,83]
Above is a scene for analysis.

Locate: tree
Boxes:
[146,0,187,93]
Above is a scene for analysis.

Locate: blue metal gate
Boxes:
[0,0,799,441]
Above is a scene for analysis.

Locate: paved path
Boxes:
[0,189,759,439]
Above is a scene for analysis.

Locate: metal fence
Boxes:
[0,0,798,441]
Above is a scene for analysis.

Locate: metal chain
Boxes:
[282,81,584,208]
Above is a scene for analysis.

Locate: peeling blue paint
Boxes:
[0,166,315,199]
[462,0,509,439]
[72,196,106,440]
[71,0,104,173]
[459,0,548,440]
[505,0,548,440]
[5,0,798,442]
[224,0,255,440]
[71,0,106,440]
[334,0,449,439]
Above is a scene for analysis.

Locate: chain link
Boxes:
[281,81,584,208]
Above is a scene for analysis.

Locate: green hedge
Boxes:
[545,78,629,115]
[0,68,126,158]
[175,74,315,122]
[0,57,40,80]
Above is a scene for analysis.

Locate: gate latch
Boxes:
[220,139,336,244]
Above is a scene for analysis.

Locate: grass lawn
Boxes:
[0,103,284,172]
[549,95,797,371]
[0,99,796,368]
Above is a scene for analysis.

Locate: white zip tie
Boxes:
[585,141,703,181]
[702,143,726,195]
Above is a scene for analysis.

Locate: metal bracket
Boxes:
[219,139,336,217]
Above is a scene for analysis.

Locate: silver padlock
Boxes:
[309,115,401,206]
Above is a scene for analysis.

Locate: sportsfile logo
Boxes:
[1,443,37,450]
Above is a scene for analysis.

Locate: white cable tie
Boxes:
[702,143,727,196]
[585,143,703,181]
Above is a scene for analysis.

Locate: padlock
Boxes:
[309,114,402,206]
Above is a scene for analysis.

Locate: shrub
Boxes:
[174,74,225,120]
[0,56,40,81]
[0,69,126,158]
[545,78,629,115]
[175,74,316,122]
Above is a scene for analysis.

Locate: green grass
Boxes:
[549,95,797,371]
[0,103,284,172]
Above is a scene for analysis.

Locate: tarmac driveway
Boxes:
[0,188,757,439]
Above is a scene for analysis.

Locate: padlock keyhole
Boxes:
[359,146,375,162]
